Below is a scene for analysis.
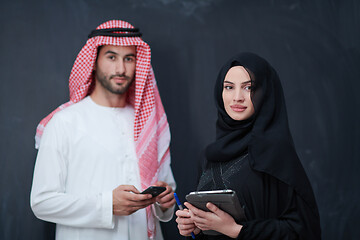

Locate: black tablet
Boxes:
[185,189,246,235]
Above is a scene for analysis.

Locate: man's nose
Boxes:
[115,60,126,75]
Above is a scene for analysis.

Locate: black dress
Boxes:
[192,52,321,239]
[196,153,314,239]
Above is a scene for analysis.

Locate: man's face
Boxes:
[95,45,136,95]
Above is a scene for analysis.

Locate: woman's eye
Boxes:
[224,86,233,90]
[244,86,252,91]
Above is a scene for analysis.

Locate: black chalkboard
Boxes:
[0,0,359,239]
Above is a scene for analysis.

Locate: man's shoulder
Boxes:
[51,97,92,123]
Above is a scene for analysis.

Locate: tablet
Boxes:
[185,189,246,235]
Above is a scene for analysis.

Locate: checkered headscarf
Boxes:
[35,20,171,239]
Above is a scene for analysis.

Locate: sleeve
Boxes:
[152,157,176,222]
[237,187,317,240]
[30,115,114,229]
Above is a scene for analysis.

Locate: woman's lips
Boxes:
[230,105,247,112]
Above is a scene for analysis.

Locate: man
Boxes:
[30,20,176,240]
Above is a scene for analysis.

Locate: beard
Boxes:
[95,71,134,95]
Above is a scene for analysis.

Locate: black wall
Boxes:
[1,0,359,239]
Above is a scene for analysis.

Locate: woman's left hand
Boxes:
[184,202,242,238]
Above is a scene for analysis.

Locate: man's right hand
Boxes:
[112,185,156,216]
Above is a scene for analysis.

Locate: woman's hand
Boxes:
[175,209,201,237]
[185,202,242,238]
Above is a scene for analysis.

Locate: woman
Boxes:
[176,53,321,239]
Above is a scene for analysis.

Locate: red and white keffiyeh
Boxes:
[35,20,170,239]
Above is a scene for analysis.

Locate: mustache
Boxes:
[110,74,130,80]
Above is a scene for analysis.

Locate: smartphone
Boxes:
[141,186,166,197]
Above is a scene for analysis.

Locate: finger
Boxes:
[157,192,175,204]
[192,214,209,225]
[128,192,153,201]
[119,185,141,194]
[130,200,155,210]
[125,194,153,203]
[189,211,209,226]
[113,188,152,204]
[184,202,195,209]
[157,188,171,199]
[195,223,210,231]
[178,223,196,231]
[128,197,156,208]
[114,206,140,216]
[176,217,195,225]
[206,202,220,214]
[206,202,229,219]
[157,200,175,210]
[114,185,142,198]
[157,185,172,199]
[159,198,176,208]
[154,181,167,187]
[184,202,207,216]
[178,227,195,237]
[177,222,197,235]
[175,209,191,218]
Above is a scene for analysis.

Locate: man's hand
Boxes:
[154,181,176,211]
[112,185,156,216]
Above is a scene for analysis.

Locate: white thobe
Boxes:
[30,96,176,240]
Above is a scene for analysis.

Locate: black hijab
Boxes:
[205,52,319,217]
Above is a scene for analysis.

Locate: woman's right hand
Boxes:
[175,209,201,236]
[185,202,242,238]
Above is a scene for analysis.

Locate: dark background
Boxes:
[1,0,359,239]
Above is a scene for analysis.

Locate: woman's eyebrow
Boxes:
[241,80,252,85]
[223,80,234,84]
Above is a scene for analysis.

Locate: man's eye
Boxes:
[108,56,115,60]
[125,57,135,62]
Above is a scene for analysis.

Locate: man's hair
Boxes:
[95,46,103,62]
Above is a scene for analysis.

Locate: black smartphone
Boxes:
[141,186,166,197]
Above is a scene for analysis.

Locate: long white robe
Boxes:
[30,96,176,240]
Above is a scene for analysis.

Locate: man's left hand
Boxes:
[153,181,176,211]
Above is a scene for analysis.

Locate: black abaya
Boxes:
[195,53,321,239]
[196,153,318,239]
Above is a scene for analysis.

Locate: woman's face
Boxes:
[222,66,255,121]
